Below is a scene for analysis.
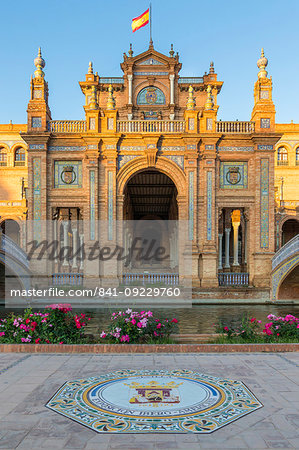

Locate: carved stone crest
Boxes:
[226,166,241,185]
[61,165,76,184]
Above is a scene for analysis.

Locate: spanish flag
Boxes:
[132,8,149,32]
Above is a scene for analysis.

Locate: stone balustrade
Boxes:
[216,121,255,133]
[117,120,185,134]
[48,121,87,133]
[123,273,179,285]
[52,273,83,286]
[218,272,249,286]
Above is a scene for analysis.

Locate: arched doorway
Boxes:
[122,170,179,277]
[0,219,20,245]
[278,264,299,299]
[282,219,299,246]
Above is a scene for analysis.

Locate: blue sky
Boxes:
[1,0,298,123]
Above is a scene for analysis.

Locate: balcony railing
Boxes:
[178,77,204,84]
[123,273,179,285]
[218,272,249,286]
[48,120,87,133]
[117,120,185,134]
[99,77,124,84]
[277,160,289,166]
[52,273,83,286]
[216,121,255,133]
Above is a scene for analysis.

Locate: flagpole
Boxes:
[149,3,152,45]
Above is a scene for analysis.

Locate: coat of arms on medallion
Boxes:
[125,380,183,406]
[145,87,157,104]
[61,165,76,184]
[226,166,241,185]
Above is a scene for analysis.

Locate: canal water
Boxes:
[2,304,298,336]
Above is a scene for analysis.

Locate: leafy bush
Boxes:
[99,309,179,344]
[263,314,299,340]
[0,304,91,344]
[216,315,262,340]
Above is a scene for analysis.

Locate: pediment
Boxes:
[137,58,166,66]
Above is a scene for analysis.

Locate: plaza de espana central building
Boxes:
[0,43,298,301]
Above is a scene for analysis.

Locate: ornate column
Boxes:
[224,228,231,269]
[62,221,69,267]
[79,234,84,270]
[218,234,223,270]
[72,227,78,270]
[127,74,133,106]
[231,210,241,269]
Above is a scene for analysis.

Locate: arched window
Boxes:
[277,147,288,165]
[137,86,166,105]
[14,147,26,166]
[0,147,7,166]
[296,147,299,165]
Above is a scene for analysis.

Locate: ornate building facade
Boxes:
[0,44,298,298]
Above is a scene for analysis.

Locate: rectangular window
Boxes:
[206,118,213,130]
[188,118,194,131]
[107,118,114,130]
[89,117,96,130]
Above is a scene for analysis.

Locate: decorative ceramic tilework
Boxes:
[29,144,45,150]
[260,118,270,129]
[90,170,95,240]
[164,155,184,170]
[54,161,82,188]
[88,145,98,150]
[107,118,114,130]
[205,145,214,150]
[187,145,196,150]
[160,146,185,151]
[137,87,165,105]
[207,171,212,241]
[258,145,273,150]
[33,158,41,239]
[260,90,269,99]
[49,146,86,152]
[32,117,42,128]
[119,146,146,151]
[106,144,116,149]
[118,155,141,169]
[134,72,168,76]
[108,171,113,240]
[147,144,156,149]
[206,118,213,130]
[189,172,194,240]
[272,255,299,301]
[33,89,42,99]
[89,118,96,130]
[217,147,254,152]
[138,58,165,65]
[260,159,269,248]
[188,118,194,130]
[219,162,248,189]
[46,369,262,434]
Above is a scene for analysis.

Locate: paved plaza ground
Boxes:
[0,352,298,449]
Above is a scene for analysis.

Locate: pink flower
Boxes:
[171,318,178,323]
[224,326,229,331]
[131,319,136,325]
[59,342,64,344]
[120,334,130,342]
[157,323,162,329]
[250,318,256,323]
[0,332,5,337]
[35,338,41,344]
[100,331,106,338]
[137,322,142,328]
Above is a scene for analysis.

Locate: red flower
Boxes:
[59,341,64,344]
[35,338,41,344]
[224,326,229,331]
[250,318,256,322]
[171,318,178,323]
[25,318,30,324]
[157,323,162,329]
[45,339,50,344]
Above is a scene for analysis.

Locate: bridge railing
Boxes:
[1,234,29,269]
[123,273,179,285]
[272,234,299,271]
[218,272,249,286]
[52,273,83,286]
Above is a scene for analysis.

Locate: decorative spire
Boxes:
[106,84,116,110]
[88,61,93,74]
[204,85,214,110]
[186,85,196,110]
[257,48,268,78]
[169,44,174,57]
[149,38,154,49]
[209,61,214,74]
[89,85,98,109]
[128,43,133,57]
[34,47,45,78]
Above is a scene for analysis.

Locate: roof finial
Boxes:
[149,38,154,49]
[34,47,45,78]
[186,85,196,110]
[107,84,116,110]
[169,44,174,57]
[209,61,214,74]
[128,43,133,57]
[257,48,268,78]
[204,85,214,110]
[89,85,98,109]
[88,61,93,74]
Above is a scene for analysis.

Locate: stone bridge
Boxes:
[271,234,299,301]
[0,233,31,293]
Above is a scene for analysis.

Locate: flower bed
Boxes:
[216,314,299,343]
[99,309,179,344]
[0,304,91,344]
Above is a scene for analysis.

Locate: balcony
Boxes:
[52,273,83,286]
[117,120,185,134]
[218,272,249,287]
[123,273,179,285]
[48,120,87,133]
[216,121,255,133]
